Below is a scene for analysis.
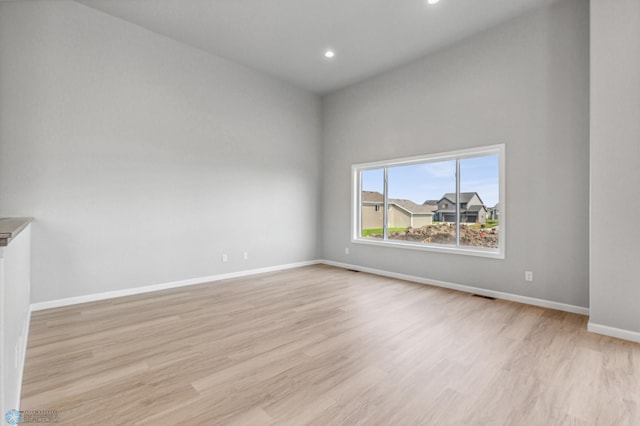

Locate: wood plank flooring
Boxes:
[21,265,640,425]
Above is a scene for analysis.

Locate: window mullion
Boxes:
[383,167,389,240]
[456,159,460,247]
[358,171,363,239]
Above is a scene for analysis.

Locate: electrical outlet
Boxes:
[222,254,228,263]
[345,247,349,255]
[525,271,533,282]
[243,252,248,260]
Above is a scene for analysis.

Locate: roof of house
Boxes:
[440,192,484,204]
[391,199,436,214]
[467,205,487,212]
[361,191,434,215]
[422,200,439,206]
[362,191,384,203]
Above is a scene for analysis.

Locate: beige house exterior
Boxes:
[361,191,435,230]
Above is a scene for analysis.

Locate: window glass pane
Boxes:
[361,168,384,239]
[459,155,500,249]
[388,161,456,245]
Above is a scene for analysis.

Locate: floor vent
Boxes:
[473,294,496,300]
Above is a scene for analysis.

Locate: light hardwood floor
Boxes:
[21,265,640,425]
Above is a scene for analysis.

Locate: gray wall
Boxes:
[590,0,640,332]
[322,0,590,307]
[0,1,322,303]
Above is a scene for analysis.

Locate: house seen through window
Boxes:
[353,145,505,258]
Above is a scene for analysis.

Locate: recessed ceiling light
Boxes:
[427,0,440,5]
[324,50,335,59]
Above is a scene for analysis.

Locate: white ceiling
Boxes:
[77,0,559,94]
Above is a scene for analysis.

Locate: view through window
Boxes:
[354,145,504,258]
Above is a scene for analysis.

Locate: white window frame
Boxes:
[351,144,506,259]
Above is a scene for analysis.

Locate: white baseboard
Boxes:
[319,259,590,316]
[31,260,320,311]
[587,322,640,343]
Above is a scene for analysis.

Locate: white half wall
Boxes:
[589,0,640,336]
[321,0,590,309]
[0,226,31,415]
[0,1,322,303]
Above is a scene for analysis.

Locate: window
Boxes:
[352,145,505,259]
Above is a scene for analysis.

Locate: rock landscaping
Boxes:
[369,223,499,248]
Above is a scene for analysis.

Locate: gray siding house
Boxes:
[488,203,500,220]
[432,192,488,224]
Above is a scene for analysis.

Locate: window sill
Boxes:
[351,237,505,259]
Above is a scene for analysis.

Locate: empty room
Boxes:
[1,0,639,424]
